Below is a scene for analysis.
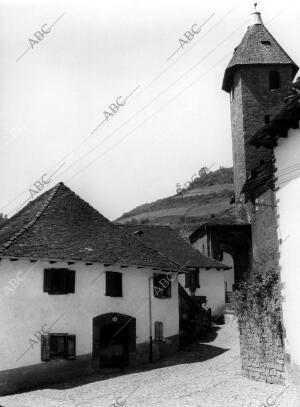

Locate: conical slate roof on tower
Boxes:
[222,11,298,92]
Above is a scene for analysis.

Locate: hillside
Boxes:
[116,166,234,238]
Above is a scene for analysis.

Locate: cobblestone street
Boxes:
[1,319,298,407]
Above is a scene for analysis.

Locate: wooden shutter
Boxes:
[195,269,200,288]
[66,270,75,293]
[43,269,53,292]
[106,272,122,297]
[65,335,76,360]
[185,273,191,288]
[41,334,50,361]
[115,273,122,297]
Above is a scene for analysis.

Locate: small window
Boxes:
[230,85,235,101]
[133,230,143,237]
[185,270,200,289]
[261,40,271,46]
[154,322,163,341]
[264,115,270,124]
[153,274,171,298]
[44,268,75,294]
[105,272,122,297]
[269,71,281,90]
[202,244,205,253]
[41,334,76,361]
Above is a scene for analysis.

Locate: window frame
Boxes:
[154,321,163,342]
[269,70,281,90]
[185,269,200,289]
[44,268,75,295]
[49,333,68,359]
[105,271,123,297]
[41,333,76,361]
[153,274,171,298]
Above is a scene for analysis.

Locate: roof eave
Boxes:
[0,254,180,273]
[222,68,232,93]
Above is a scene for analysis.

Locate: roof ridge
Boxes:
[119,223,172,229]
[46,187,182,272]
[118,224,184,271]
[120,223,229,269]
[0,183,62,253]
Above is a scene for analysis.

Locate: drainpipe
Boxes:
[148,275,153,363]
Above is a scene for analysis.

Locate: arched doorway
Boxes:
[93,313,136,368]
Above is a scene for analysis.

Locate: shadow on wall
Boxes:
[30,327,228,392]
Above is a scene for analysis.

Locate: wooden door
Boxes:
[99,323,129,368]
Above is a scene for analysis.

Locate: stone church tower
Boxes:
[222,9,298,200]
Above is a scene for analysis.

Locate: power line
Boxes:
[54,53,233,185]
[47,4,292,190]
[0,5,243,215]
[3,4,290,216]
[2,16,247,216]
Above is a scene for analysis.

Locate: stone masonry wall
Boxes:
[230,65,294,199]
[237,190,285,384]
[240,319,285,384]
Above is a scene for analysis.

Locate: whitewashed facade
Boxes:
[274,124,300,370]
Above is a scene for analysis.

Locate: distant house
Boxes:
[243,89,300,377]
[121,224,230,317]
[189,205,251,299]
[0,183,184,395]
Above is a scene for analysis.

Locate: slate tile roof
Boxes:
[0,183,181,271]
[120,224,229,270]
[222,22,298,92]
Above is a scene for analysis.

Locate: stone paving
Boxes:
[0,319,299,407]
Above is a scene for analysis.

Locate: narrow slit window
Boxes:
[269,71,281,90]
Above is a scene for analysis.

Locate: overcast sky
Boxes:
[0,0,299,220]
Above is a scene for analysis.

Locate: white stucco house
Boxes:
[189,206,251,302]
[244,87,300,378]
[121,224,230,317]
[0,183,183,395]
[190,228,235,292]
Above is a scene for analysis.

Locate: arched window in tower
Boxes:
[269,71,281,90]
